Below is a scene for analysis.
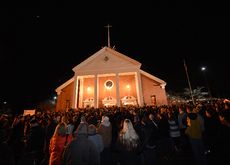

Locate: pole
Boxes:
[201,67,212,99]
[183,59,195,105]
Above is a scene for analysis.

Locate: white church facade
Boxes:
[55,46,168,111]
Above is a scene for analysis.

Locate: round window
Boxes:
[104,80,114,89]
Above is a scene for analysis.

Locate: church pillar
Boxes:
[72,75,78,109]
[94,74,99,108]
[79,77,84,108]
[116,73,120,107]
[135,71,144,106]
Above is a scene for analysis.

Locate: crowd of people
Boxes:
[0,99,229,165]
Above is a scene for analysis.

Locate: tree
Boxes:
[183,86,209,101]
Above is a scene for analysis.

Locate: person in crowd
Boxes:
[178,106,187,134]
[66,116,74,137]
[9,115,25,165]
[80,115,87,124]
[25,117,45,165]
[116,119,141,165]
[97,115,112,165]
[88,124,104,154]
[149,113,158,130]
[0,118,14,165]
[203,107,220,156]
[157,108,169,139]
[168,112,181,152]
[185,110,207,165]
[61,116,68,126]
[177,106,188,150]
[54,115,61,124]
[41,116,57,165]
[61,115,75,138]
[49,122,71,165]
[137,114,158,165]
[223,100,230,111]
[87,114,99,126]
[216,110,230,165]
[61,123,100,165]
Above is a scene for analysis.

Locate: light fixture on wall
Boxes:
[126,84,131,96]
[87,86,91,92]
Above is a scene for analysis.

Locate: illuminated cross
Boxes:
[104,24,112,48]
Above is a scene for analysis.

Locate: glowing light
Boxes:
[126,84,130,89]
[87,86,91,92]
[201,67,206,71]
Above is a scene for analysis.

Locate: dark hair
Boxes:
[206,108,216,117]
[187,113,198,120]
[219,110,230,121]
[124,119,131,123]
[88,124,96,135]
[30,118,37,124]
[75,123,88,135]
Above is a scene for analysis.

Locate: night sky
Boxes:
[0,5,229,111]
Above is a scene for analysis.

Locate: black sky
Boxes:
[0,5,229,111]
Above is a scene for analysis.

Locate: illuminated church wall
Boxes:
[141,74,167,106]
[98,76,115,107]
[119,75,137,99]
[79,75,138,107]
[56,82,74,111]
[83,77,95,101]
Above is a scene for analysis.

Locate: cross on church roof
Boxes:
[104,24,112,48]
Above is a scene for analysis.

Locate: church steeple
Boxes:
[104,24,112,48]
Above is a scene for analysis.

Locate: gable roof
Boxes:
[140,70,166,85]
[55,77,74,94]
[72,46,141,73]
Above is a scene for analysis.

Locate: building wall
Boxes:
[56,82,74,111]
[141,74,168,106]
[82,77,95,101]
[119,75,137,99]
[80,74,137,107]
[56,73,167,111]
[98,76,116,107]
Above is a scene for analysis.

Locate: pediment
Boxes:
[73,47,141,74]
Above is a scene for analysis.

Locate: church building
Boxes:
[55,46,168,111]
